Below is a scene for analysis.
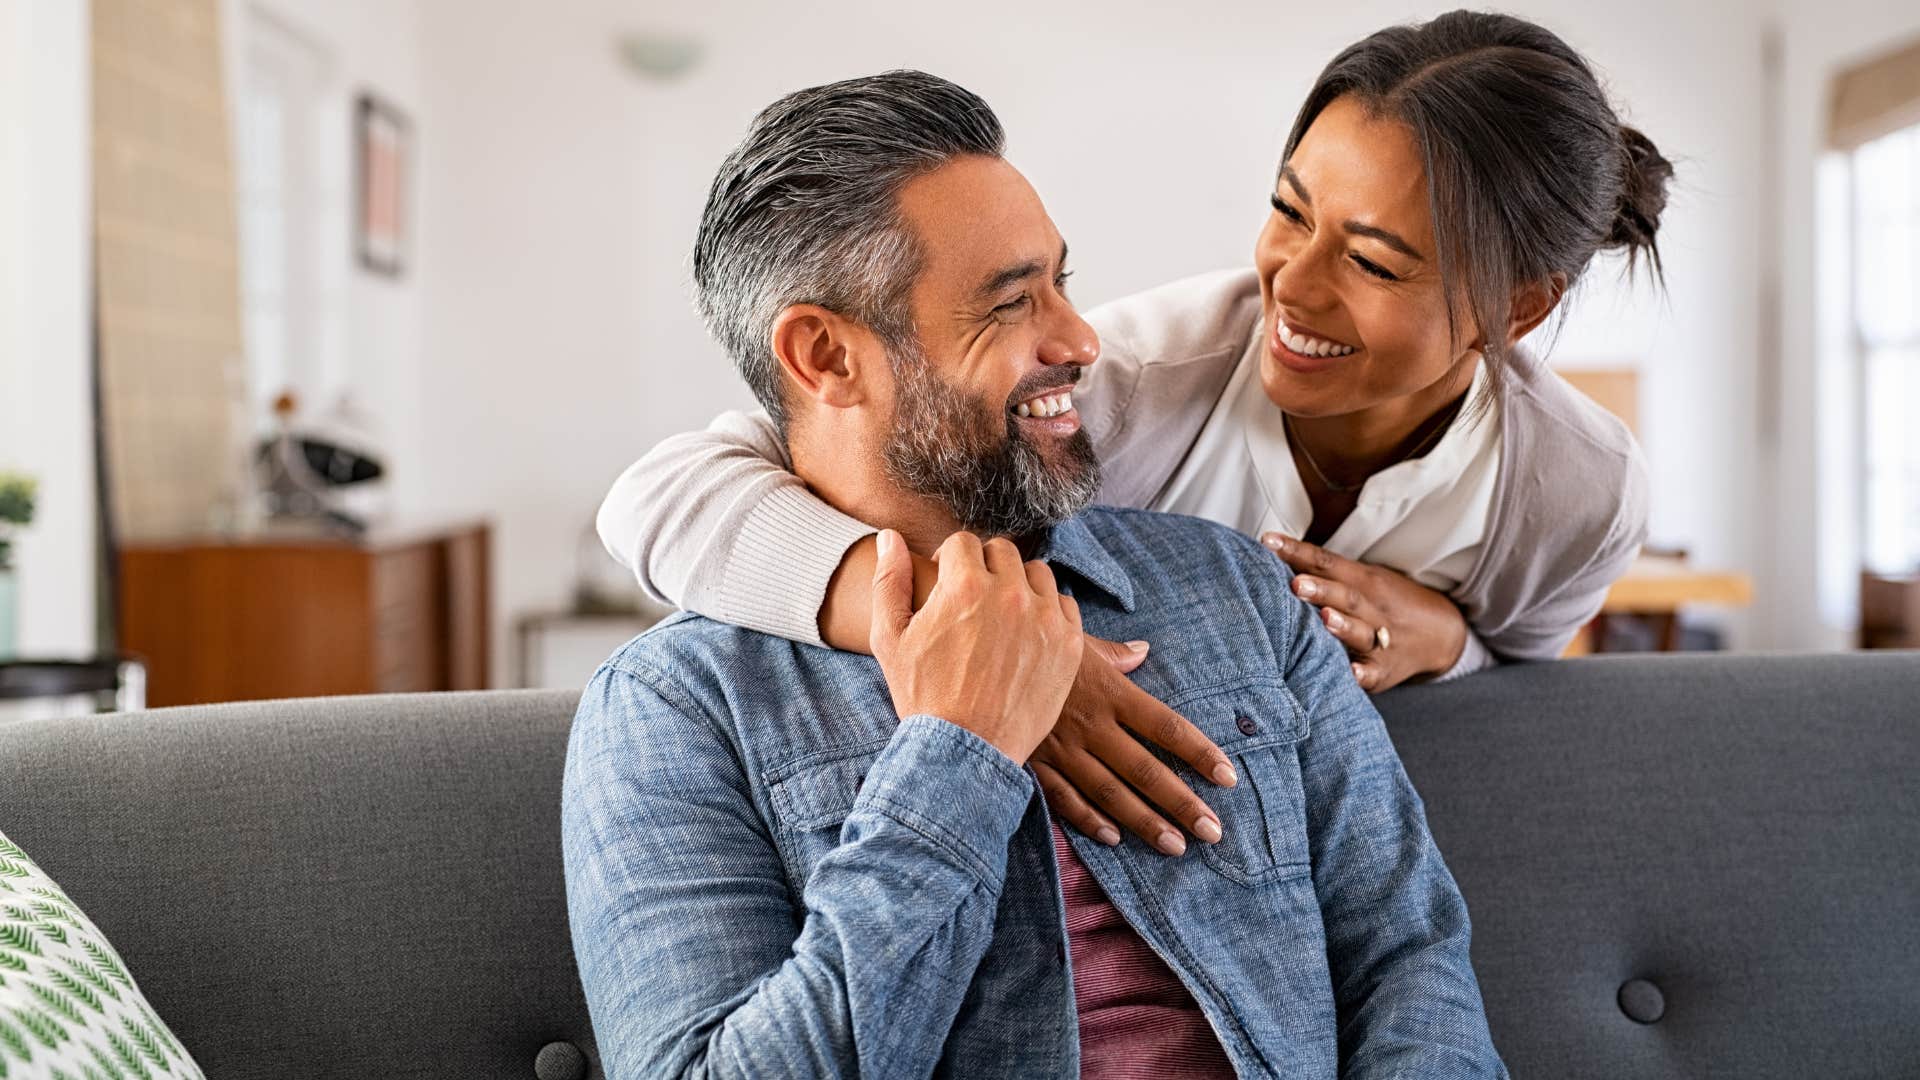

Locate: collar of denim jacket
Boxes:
[1029,514,1138,613]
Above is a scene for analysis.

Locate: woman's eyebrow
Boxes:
[1280,165,1427,263]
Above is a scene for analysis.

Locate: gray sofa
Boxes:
[2,652,1916,1078]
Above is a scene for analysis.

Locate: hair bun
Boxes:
[1609,125,1673,272]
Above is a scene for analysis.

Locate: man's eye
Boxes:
[995,294,1032,316]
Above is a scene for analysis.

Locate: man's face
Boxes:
[880,156,1103,539]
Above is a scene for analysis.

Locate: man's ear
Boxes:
[1508,272,1569,344]
[770,304,878,411]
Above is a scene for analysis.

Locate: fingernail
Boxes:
[1211,762,1238,787]
[876,530,896,557]
[1261,533,1286,552]
[1156,830,1187,856]
[1297,579,1318,598]
[1194,817,1223,844]
[1096,826,1122,846]
[1351,662,1365,683]
[1125,640,1149,653]
[1325,609,1345,631]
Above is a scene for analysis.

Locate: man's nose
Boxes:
[1038,298,1100,369]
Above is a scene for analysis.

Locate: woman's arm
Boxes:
[596,409,877,646]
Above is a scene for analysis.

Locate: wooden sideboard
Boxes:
[119,520,490,707]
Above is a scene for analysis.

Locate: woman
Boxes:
[597,10,1666,849]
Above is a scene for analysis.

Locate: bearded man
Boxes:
[562,70,1505,1080]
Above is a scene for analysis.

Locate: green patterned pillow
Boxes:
[0,829,203,1080]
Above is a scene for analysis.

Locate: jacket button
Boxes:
[1617,979,1666,1024]
[1236,716,1258,736]
[534,1041,588,1080]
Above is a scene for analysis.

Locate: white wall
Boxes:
[0,0,94,657]
[413,0,1772,674]
[1767,0,1920,651]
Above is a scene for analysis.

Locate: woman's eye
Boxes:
[1270,194,1306,225]
[1351,255,1399,282]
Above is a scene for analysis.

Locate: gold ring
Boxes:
[1373,626,1391,651]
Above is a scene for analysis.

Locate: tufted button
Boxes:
[1236,715,1259,736]
[534,1041,588,1080]
[1617,979,1666,1024]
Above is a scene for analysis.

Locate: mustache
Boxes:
[1004,366,1083,411]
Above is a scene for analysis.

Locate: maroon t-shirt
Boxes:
[1051,825,1236,1078]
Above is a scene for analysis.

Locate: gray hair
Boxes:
[692,70,1006,434]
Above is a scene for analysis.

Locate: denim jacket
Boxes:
[563,507,1506,1078]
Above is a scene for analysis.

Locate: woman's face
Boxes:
[1254,94,1476,421]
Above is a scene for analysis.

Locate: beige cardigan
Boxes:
[597,268,1649,664]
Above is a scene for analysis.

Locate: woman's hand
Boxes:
[1029,636,1238,856]
[1260,533,1469,693]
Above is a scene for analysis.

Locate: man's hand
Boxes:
[870,529,1084,765]
[1261,533,1470,692]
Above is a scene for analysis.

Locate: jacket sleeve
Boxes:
[562,664,1036,1079]
[1267,564,1508,1077]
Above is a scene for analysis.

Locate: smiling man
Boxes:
[562,70,1505,1079]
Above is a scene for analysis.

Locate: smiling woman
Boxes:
[594,10,1665,852]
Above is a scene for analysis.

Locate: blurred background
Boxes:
[1,0,1917,713]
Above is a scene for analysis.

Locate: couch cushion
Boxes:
[0,827,205,1079]
[0,689,596,1080]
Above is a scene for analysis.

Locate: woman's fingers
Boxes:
[1105,670,1236,788]
[1054,747,1195,856]
[1083,634,1151,675]
[1262,532,1354,579]
[1087,718,1223,843]
[1319,605,1380,655]
[1292,574,1368,619]
[1032,758,1122,846]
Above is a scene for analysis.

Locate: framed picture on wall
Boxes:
[355,92,409,277]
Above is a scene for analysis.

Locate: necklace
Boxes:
[1284,400,1464,495]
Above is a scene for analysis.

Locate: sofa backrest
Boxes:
[1,654,1915,1078]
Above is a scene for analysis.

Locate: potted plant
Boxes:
[0,472,35,660]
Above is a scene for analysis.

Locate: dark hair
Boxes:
[693,70,1005,433]
[1285,10,1674,394]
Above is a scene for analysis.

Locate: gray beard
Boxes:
[881,346,1102,539]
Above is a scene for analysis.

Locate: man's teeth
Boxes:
[1014,391,1075,418]
[1281,326,1357,358]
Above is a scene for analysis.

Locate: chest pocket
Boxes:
[1161,678,1312,887]
[763,739,889,881]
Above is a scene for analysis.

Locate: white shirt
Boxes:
[1154,328,1503,595]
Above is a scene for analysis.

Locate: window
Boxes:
[234,10,343,433]
[1851,122,1920,575]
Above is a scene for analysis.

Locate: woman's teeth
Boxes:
[1015,391,1074,418]
[1281,326,1357,358]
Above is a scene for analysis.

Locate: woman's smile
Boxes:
[1268,312,1363,375]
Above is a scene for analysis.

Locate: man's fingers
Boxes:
[983,536,1023,577]
[869,530,914,652]
[1058,749,1191,856]
[1113,679,1237,788]
[1319,605,1379,656]
[1033,759,1122,846]
[1024,558,1060,598]
[1084,635,1150,675]
[934,531,987,580]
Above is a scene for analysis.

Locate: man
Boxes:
[563,70,1504,1078]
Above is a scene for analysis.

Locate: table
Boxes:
[1570,554,1755,654]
